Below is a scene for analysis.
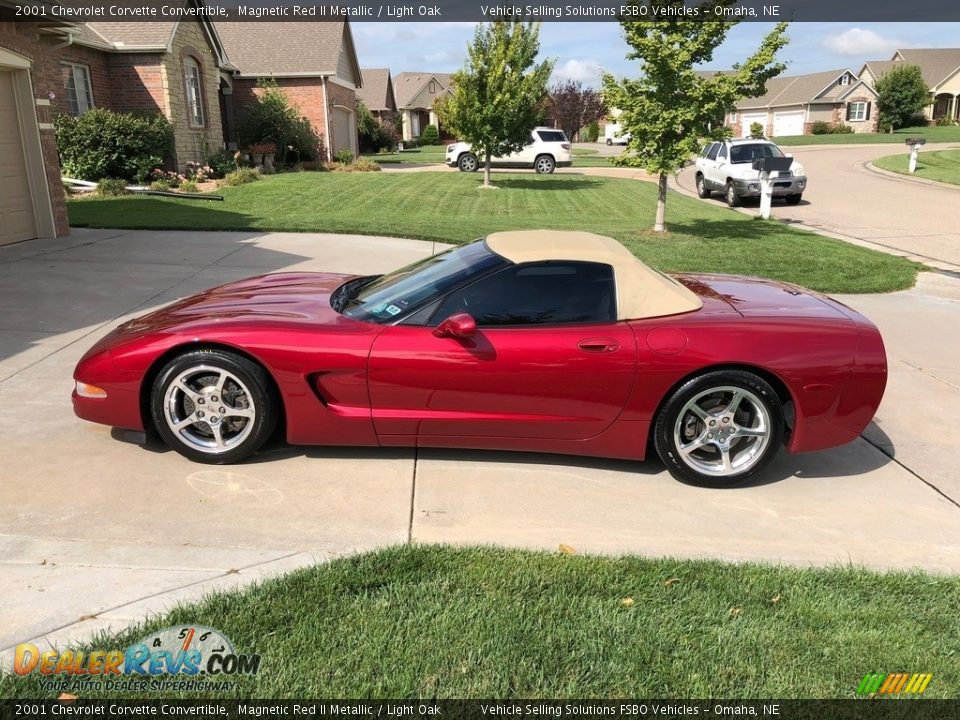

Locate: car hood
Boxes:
[674,273,852,320]
[116,272,357,336]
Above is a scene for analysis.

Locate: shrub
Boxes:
[419,124,440,145]
[150,168,184,188]
[830,123,854,134]
[240,80,321,164]
[935,116,955,127]
[352,158,382,172]
[334,148,354,164]
[748,121,764,138]
[149,179,173,192]
[207,149,235,178]
[55,109,173,182]
[223,168,261,186]
[905,112,929,128]
[810,120,832,135]
[586,121,600,143]
[299,160,328,172]
[179,179,199,193]
[95,178,129,196]
[184,161,215,182]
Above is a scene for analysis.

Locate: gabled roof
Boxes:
[393,71,454,109]
[736,69,858,109]
[880,48,960,89]
[358,68,396,112]
[215,20,361,85]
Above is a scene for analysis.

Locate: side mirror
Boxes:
[433,312,477,339]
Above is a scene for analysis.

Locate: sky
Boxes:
[351,22,960,86]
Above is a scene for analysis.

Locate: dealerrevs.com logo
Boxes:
[857,673,933,696]
[13,625,260,693]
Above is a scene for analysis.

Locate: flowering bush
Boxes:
[184,161,215,182]
[150,168,186,188]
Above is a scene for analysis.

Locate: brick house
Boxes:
[859,49,960,124]
[392,71,454,141]
[215,21,362,160]
[723,69,879,138]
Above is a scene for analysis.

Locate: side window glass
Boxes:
[706,143,719,161]
[430,262,616,327]
[717,144,728,160]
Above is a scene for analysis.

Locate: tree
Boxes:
[549,80,607,142]
[446,22,554,188]
[875,64,929,131]
[602,5,788,231]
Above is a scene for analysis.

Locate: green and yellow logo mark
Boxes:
[857,673,932,696]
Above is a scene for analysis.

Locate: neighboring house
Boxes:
[859,49,960,124]
[357,67,396,125]
[216,21,362,159]
[393,71,453,141]
[725,69,878,137]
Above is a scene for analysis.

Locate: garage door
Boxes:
[773,110,805,137]
[0,70,37,246]
[740,113,766,138]
[331,107,353,156]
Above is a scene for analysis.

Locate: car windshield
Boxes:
[339,241,506,322]
[729,143,784,164]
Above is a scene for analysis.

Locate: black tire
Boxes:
[151,349,279,464]
[725,181,742,207]
[785,194,802,205]
[457,153,479,173]
[534,155,556,174]
[654,369,784,488]
[606,138,613,146]
[696,173,711,199]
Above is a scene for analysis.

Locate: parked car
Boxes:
[695,138,807,207]
[73,230,885,488]
[446,128,573,174]
[604,123,631,145]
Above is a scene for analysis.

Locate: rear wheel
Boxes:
[606,138,613,146]
[534,155,556,174]
[785,194,802,205]
[725,181,742,207]
[696,173,711,199]
[457,153,479,172]
[654,370,783,487]
[151,349,279,464]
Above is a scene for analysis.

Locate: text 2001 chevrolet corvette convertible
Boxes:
[73,230,886,487]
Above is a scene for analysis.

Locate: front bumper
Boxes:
[733,175,807,197]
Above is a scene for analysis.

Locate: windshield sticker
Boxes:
[385,305,403,316]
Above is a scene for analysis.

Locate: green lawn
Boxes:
[873,148,960,186]
[67,171,920,293]
[775,124,960,146]
[2,546,958,698]
[361,146,448,164]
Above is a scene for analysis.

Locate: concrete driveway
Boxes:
[675,142,960,269]
[1,228,959,664]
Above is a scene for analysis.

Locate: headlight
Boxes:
[447,144,457,152]
[792,165,804,177]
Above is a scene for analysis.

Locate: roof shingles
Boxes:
[215,21,347,77]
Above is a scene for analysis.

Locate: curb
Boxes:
[864,159,960,192]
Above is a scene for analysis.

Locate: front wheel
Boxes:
[457,153,479,172]
[534,155,556,174]
[654,370,784,487]
[606,138,613,146]
[785,194,802,205]
[151,349,279,464]
[725,181,742,207]
[696,173,711,199]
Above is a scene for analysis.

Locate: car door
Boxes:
[367,261,637,441]
[712,143,729,186]
[699,143,719,187]
[499,131,537,165]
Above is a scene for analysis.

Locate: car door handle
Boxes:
[578,338,620,353]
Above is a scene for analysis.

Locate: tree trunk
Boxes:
[484,150,492,188]
[654,172,668,232]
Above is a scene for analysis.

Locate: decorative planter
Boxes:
[263,153,275,173]
[252,153,265,166]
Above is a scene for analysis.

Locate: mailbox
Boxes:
[905,138,927,146]
[752,156,794,173]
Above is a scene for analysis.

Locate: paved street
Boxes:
[675,142,960,269]
[1,227,959,666]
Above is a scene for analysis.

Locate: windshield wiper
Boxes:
[332,275,381,313]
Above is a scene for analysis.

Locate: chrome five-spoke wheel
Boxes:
[655,370,783,487]
[151,349,279,464]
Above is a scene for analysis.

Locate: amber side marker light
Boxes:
[75,381,108,399]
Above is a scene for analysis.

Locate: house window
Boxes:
[848,101,867,121]
[61,63,94,116]
[429,80,436,93]
[840,73,850,86]
[184,57,205,128]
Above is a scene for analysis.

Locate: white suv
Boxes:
[446,127,573,174]
[695,138,807,207]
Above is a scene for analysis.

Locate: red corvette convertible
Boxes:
[73,230,887,487]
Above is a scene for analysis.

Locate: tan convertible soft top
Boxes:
[485,230,703,321]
